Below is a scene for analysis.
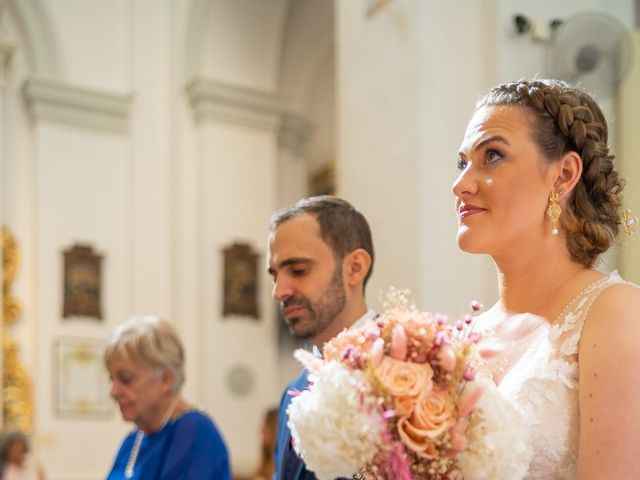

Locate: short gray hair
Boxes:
[105,315,185,394]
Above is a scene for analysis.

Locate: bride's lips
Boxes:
[458,204,486,219]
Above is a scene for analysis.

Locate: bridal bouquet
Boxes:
[287,290,532,480]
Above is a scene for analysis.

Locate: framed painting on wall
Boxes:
[222,242,260,319]
[55,338,111,417]
[63,244,103,320]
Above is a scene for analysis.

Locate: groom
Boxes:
[267,196,377,480]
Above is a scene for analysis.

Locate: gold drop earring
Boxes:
[622,209,639,236]
[547,190,562,235]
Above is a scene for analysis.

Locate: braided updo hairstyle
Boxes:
[477,79,624,267]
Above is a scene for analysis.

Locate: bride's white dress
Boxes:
[476,271,629,479]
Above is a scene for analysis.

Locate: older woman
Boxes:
[105,315,231,480]
[454,79,640,478]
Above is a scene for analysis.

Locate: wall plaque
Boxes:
[63,244,103,320]
[222,242,259,318]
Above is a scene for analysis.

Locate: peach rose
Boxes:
[393,395,417,417]
[375,356,433,398]
[397,388,456,459]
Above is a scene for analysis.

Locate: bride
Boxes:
[453,79,640,479]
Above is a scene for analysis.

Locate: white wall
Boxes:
[129,0,174,318]
[45,0,129,91]
[619,31,640,283]
[200,0,289,91]
[199,120,279,474]
[336,0,498,317]
[33,122,131,478]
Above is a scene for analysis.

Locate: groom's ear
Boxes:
[343,248,371,289]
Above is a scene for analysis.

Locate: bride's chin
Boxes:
[456,232,487,254]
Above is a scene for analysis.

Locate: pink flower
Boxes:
[458,382,484,416]
[293,349,323,373]
[434,330,449,346]
[342,345,363,368]
[370,338,385,366]
[463,369,476,381]
[435,313,448,325]
[390,324,408,360]
[448,419,468,454]
[438,344,457,372]
[385,442,412,480]
[363,324,381,340]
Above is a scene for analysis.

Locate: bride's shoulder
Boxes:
[590,278,640,319]
[582,279,640,342]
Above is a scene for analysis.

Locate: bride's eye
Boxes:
[457,157,467,170]
[485,149,503,164]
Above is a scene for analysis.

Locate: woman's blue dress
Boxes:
[106,410,231,480]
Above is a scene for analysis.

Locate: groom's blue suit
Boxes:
[273,312,379,480]
[273,369,311,480]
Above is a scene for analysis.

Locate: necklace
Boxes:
[124,430,144,479]
[124,396,180,479]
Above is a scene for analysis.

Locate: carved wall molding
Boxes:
[22,77,132,132]
[186,78,316,155]
[186,78,283,131]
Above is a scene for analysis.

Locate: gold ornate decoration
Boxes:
[2,225,33,432]
[547,190,562,235]
[621,209,639,236]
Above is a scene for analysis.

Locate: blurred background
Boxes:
[0,0,638,478]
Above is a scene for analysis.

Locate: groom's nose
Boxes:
[272,275,294,302]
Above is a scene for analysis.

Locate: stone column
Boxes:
[0,0,14,431]
[277,112,314,208]
[186,78,282,472]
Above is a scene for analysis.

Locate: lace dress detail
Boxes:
[476,271,630,479]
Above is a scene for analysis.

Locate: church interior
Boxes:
[0,0,638,478]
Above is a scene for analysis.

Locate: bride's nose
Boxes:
[452,163,479,198]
